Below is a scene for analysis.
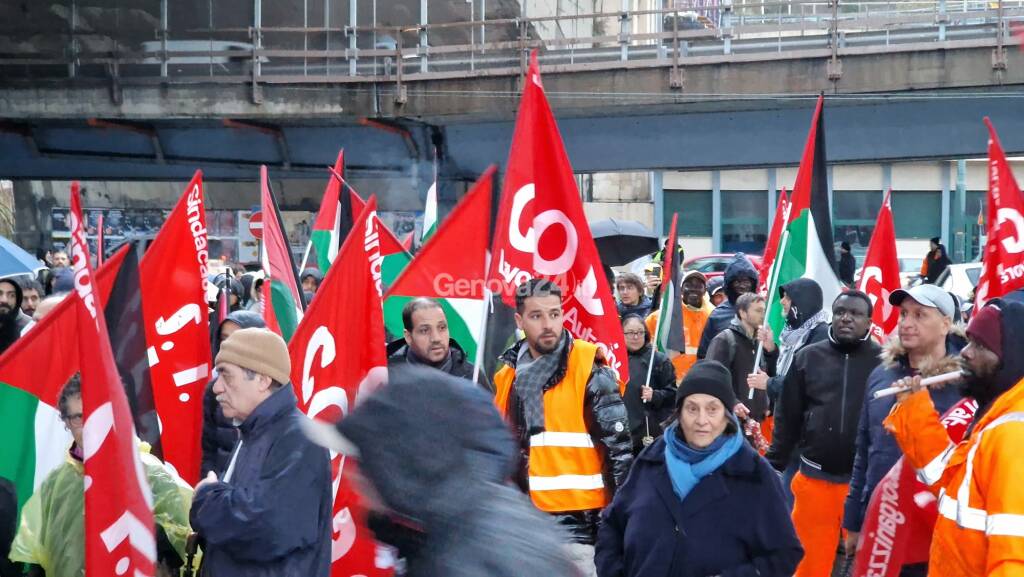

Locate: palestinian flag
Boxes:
[384,167,495,364]
[303,150,355,272]
[374,214,412,294]
[765,96,843,338]
[261,165,306,342]
[758,188,789,293]
[422,180,438,242]
[653,213,686,356]
[0,246,128,514]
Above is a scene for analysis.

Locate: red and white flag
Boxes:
[289,197,390,577]
[976,117,1024,307]
[138,171,211,484]
[70,182,157,577]
[486,50,627,380]
[858,189,901,342]
[758,188,789,293]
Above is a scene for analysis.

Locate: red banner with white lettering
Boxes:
[976,117,1024,308]
[486,50,627,379]
[71,182,158,577]
[139,171,211,484]
[289,196,391,577]
[853,397,978,577]
[858,189,901,342]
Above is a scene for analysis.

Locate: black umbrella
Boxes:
[590,218,660,266]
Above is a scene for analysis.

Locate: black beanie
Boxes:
[675,360,737,412]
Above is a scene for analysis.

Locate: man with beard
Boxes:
[697,253,758,358]
[766,292,881,577]
[884,299,1024,577]
[645,270,714,381]
[387,298,488,390]
[0,279,30,354]
[17,278,43,318]
[493,278,632,577]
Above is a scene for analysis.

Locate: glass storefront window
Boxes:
[664,189,712,237]
[722,190,767,253]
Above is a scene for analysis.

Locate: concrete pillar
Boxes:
[941,160,951,255]
[652,171,664,236]
[712,170,721,252]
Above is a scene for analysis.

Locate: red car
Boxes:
[683,253,763,282]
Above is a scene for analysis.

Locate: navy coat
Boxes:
[190,385,332,577]
[596,434,802,577]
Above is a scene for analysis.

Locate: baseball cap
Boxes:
[888,284,956,319]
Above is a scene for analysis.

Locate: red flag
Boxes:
[0,246,128,401]
[853,398,978,577]
[289,197,390,577]
[975,117,1024,307]
[486,51,628,380]
[758,188,789,293]
[401,232,414,252]
[858,189,901,342]
[138,171,211,484]
[69,182,157,577]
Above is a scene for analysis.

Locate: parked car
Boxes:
[683,253,763,282]
[935,262,983,303]
[899,257,924,288]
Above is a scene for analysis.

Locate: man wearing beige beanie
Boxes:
[189,327,332,577]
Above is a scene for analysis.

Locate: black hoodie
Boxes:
[766,278,830,402]
[964,299,1024,426]
[697,253,759,358]
[201,310,268,477]
[0,279,28,355]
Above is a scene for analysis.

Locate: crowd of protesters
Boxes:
[4,236,1024,577]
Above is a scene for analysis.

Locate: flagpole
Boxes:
[750,201,794,399]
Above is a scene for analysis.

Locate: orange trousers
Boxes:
[790,471,848,577]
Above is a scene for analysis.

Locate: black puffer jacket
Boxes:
[0,279,29,355]
[201,310,267,477]
[697,254,759,359]
[386,338,490,391]
[766,330,882,480]
[497,332,633,545]
[705,320,778,420]
[334,367,579,577]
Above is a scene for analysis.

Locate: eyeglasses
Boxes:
[623,330,646,338]
[61,413,83,426]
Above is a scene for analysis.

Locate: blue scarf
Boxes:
[663,418,743,501]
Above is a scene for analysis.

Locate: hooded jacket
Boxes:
[333,367,578,577]
[496,332,633,545]
[386,337,490,390]
[201,310,266,477]
[766,279,831,403]
[923,244,952,284]
[595,435,803,577]
[617,295,653,321]
[883,300,1024,577]
[191,385,332,577]
[842,332,966,533]
[697,254,759,359]
[300,268,323,290]
[766,329,881,481]
[0,279,29,355]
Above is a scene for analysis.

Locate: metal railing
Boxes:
[0,0,1021,99]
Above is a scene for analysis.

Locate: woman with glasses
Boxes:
[622,314,678,455]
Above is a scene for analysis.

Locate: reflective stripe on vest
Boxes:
[493,340,610,513]
[936,412,1024,536]
[916,441,956,487]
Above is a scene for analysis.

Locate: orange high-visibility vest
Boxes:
[494,340,610,513]
[885,380,1024,577]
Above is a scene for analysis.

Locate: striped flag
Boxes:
[654,213,686,354]
[304,150,348,272]
[765,96,843,339]
[260,165,306,342]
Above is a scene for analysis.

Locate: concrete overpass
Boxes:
[2,1,1024,184]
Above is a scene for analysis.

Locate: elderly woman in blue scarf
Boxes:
[595,360,803,577]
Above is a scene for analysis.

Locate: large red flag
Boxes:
[758,188,788,293]
[487,51,627,380]
[138,171,211,484]
[853,398,978,577]
[289,197,390,577]
[70,183,157,577]
[975,117,1024,307]
[858,189,901,342]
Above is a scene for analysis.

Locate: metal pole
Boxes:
[349,0,357,76]
[160,0,168,78]
[69,0,78,78]
[420,0,429,73]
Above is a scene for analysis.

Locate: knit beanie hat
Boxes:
[966,303,1003,361]
[215,327,291,384]
[674,360,737,411]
